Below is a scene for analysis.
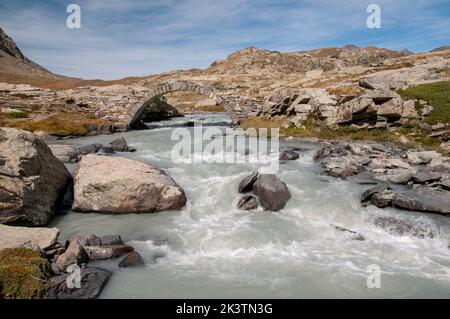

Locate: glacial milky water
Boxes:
[50,113,450,298]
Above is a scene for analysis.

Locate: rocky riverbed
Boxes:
[1,113,450,298]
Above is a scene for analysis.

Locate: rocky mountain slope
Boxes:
[0,27,64,83]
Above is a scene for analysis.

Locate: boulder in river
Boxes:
[119,251,145,268]
[72,155,187,214]
[237,195,259,210]
[0,128,70,226]
[360,183,395,208]
[238,172,258,193]
[252,174,291,211]
[279,150,300,161]
[44,268,111,299]
[393,187,450,214]
[110,137,136,152]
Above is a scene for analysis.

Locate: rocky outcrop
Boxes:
[72,155,186,214]
[0,224,60,250]
[0,128,70,226]
[253,174,291,211]
[44,268,111,299]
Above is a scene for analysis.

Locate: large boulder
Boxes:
[0,128,70,226]
[252,174,291,211]
[72,155,186,213]
[44,268,111,299]
[0,224,60,250]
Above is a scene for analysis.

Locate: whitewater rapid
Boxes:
[51,113,450,298]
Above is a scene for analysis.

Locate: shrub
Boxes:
[86,112,96,119]
[7,111,28,118]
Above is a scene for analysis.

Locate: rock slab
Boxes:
[0,224,60,250]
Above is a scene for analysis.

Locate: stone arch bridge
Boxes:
[128,81,240,127]
[96,80,263,129]
[0,81,263,132]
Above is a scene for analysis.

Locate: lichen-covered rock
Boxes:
[0,128,70,226]
[72,155,186,213]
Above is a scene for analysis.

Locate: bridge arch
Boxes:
[126,81,240,128]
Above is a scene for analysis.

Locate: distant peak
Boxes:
[342,44,359,51]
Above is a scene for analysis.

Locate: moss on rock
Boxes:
[0,248,51,299]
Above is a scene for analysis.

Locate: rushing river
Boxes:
[50,113,450,298]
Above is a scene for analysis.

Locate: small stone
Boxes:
[279,150,300,161]
[119,251,145,268]
[55,240,89,270]
[237,195,259,210]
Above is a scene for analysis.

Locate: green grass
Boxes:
[11,112,109,136]
[7,111,28,118]
[0,248,50,299]
[398,81,450,124]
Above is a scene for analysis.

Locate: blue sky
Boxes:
[1,0,449,79]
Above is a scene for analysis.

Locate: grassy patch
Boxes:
[398,81,450,124]
[0,248,50,299]
[7,111,28,118]
[11,112,109,136]
[239,117,446,153]
[196,104,225,112]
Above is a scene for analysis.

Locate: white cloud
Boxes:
[1,0,448,79]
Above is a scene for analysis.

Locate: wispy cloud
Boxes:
[0,0,449,79]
